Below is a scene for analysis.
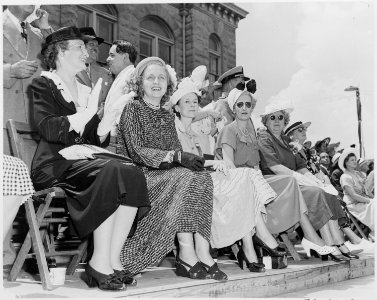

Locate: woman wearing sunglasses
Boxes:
[258,104,358,261]
[216,88,338,261]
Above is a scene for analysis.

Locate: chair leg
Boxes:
[348,213,368,239]
[66,239,88,275]
[280,233,301,261]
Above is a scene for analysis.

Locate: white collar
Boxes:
[4,9,23,33]
[41,70,91,109]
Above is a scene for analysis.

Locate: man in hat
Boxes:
[205,66,252,125]
[3,5,52,155]
[76,27,113,108]
[330,152,344,195]
[319,152,331,178]
[315,137,331,154]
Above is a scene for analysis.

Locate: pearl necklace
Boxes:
[144,99,160,110]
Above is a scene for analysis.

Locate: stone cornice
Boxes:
[171,3,249,28]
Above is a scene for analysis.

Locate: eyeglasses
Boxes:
[269,115,284,121]
[297,127,306,133]
[236,102,252,109]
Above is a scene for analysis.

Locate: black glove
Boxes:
[246,79,257,94]
[173,151,205,171]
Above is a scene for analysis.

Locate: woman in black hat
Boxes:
[30,26,150,291]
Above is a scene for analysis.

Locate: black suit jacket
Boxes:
[31,76,109,189]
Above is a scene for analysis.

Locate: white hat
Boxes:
[170,65,208,105]
[338,147,358,172]
[331,152,342,165]
[190,65,209,90]
[260,101,294,117]
[227,88,250,111]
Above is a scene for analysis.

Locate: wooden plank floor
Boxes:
[3,248,374,298]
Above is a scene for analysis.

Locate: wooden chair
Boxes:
[6,119,88,290]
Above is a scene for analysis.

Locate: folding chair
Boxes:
[339,198,369,239]
[6,119,88,290]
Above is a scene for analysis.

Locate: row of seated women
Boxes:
[27,27,366,291]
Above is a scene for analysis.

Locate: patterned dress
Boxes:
[117,99,213,274]
[2,155,35,201]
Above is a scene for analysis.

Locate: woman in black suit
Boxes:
[31,26,150,291]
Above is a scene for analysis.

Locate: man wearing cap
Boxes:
[206,66,252,125]
[3,5,52,155]
[76,27,113,108]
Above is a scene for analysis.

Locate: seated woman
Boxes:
[216,88,343,261]
[31,27,150,291]
[285,121,366,248]
[257,102,358,261]
[171,68,284,272]
[340,148,375,238]
[2,155,35,266]
[117,57,227,281]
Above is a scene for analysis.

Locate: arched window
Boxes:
[208,34,222,83]
[77,5,117,63]
[140,16,174,65]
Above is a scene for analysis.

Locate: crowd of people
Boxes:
[2,5,375,292]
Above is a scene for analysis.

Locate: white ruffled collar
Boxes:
[41,70,91,109]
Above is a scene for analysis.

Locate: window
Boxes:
[77,5,117,63]
[208,34,222,83]
[140,16,174,65]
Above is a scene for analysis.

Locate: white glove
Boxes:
[68,78,102,135]
[212,160,231,176]
[97,91,135,136]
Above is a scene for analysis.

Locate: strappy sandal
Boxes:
[201,262,228,281]
[175,257,207,279]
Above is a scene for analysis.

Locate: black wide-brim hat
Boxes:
[79,27,104,44]
[45,26,84,45]
[314,137,331,150]
[42,26,84,54]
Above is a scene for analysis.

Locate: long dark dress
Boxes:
[258,129,340,230]
[30,76,150,238]
[117,99,213,274]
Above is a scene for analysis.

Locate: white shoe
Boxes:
[344,241,364,255]
[301,238,335,257]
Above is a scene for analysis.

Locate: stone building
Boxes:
[44,3,248,81]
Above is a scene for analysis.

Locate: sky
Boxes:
[235,0,375,158]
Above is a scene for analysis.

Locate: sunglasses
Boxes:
[236,102,252,109]
[269,115,284,121]
[297,127,306,133]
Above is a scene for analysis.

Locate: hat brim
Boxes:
[338,148,358,172]
[260,106,294,117]
[82,34,104,44]
[285,121,312,135]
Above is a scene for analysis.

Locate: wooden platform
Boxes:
[3,249,374,298]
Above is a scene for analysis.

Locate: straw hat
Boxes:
[284,121,311,136]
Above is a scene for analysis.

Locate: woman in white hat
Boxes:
[339,148,375,236]
[171,68,285,273]
[258,103,358,261]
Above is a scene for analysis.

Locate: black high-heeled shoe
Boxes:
[200,262,228,281]
[237,247,265,273]
[113,269,137,286]
[336,243,359,260]
[253,235,287,257]
[85,264,125,291]
[175,257,207,279]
